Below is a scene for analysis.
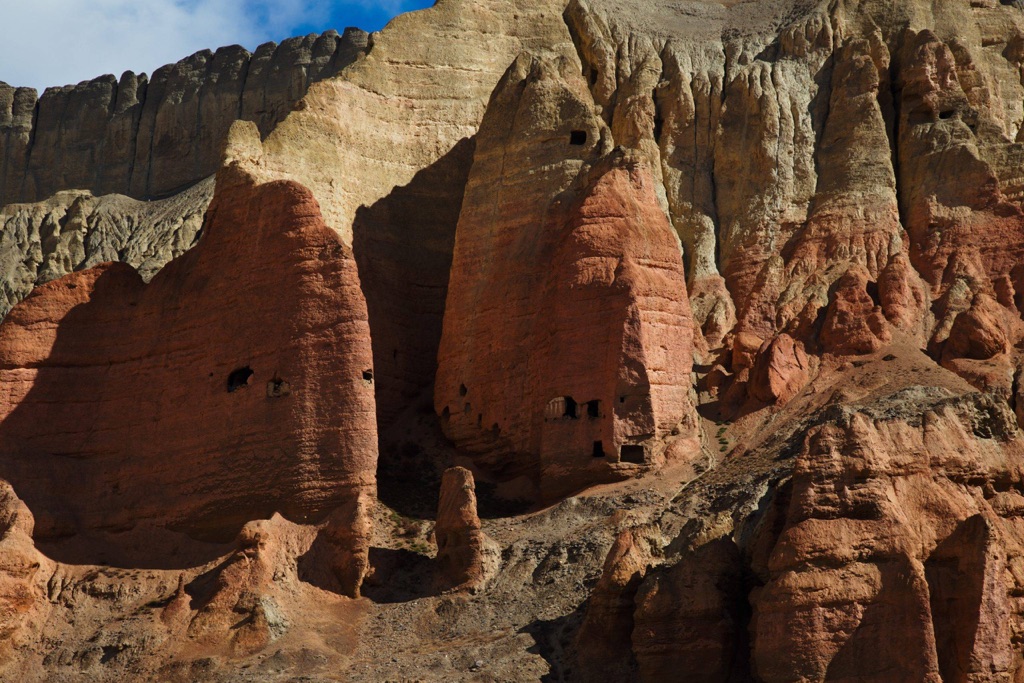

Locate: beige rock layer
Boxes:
[4,0,1024,678]
[0,179,212,318]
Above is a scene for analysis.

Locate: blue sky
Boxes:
[0,1,435,92]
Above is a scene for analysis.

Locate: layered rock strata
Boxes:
[248,0,578,428]
[0,28,367,205]
[746,394,1024,682]
[580,356,1024,682]
[0,126,377,569]
[559,0,1024,410]
[434,52,698,498]
[5,0,1024,678]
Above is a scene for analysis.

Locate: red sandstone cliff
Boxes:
[3,0,1024,680]
[0,127,377,580]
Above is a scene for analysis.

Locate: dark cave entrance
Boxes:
[620,444,645,464]
[227,367,254,393]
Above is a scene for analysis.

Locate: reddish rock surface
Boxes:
[750,334,810,405]
[944,293,1015,362]
[578,363,1024,682]
[820,267,892,355]
[0,167,377,585]
[433,467,495,592]
[747,397,1024,682]
[8,0,1024,679]
[575,527,655,683]
[0,482,50,660]
[878,252,929,335]
[436,83,699,496]
[531,157,698,498]
[897,30,1024,296]
[435,53,609,491]
[632,537,747,683]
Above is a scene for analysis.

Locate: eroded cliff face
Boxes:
[0,28,368,205]
[0,179,213,318]
[433,51,699,498]
[0,28,369,320]
[0,122,377,567]
[4,0,1024,680]
[603,357,1024,683]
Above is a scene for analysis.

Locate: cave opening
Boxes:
[586,400,600,418]
[652,88,664,141]
[620,444,645,464]
[592,441,605,458]
[563,396,578,419]
[227,367,254,393]
[866,280,880,306]
[363,369,374,382]
[570,130,587,145]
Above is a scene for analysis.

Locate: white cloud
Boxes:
[0,0,335,92]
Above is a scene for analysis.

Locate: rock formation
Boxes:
[0,28,368,205]
[434,50,698,498]
[0,179,213,318]
[433,467,496,592]
[0,123,377,580]
[633,537,747,682]
[749,334,811,406]
[0,482,50,663]
[820,266,892,356]
[575,526,657,682]
[4,0,1024,679]
[747,392,1023,682]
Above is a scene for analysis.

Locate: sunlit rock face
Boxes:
[5,0,1024,679]
[0,145,377,565]
[0,29,368,205]
[434,52,698,498]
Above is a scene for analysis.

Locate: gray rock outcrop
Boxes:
[0,28,367,205]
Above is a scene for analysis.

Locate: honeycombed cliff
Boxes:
[4,0,1024,680]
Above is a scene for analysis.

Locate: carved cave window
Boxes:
[563,396,578,418]
[227,367,254,393]
[266,378,290,398]
[545,396,579,420]
[620,444,645,464]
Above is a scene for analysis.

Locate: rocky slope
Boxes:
[3,0,1024,680]
[0,179,213,317]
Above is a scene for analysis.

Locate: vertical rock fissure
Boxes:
[809,43,837,200]
[19,97,41,201]
[713,41,729,280]
[887,42,909,235]
[236,56,253,122]
[124,77,149,195]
